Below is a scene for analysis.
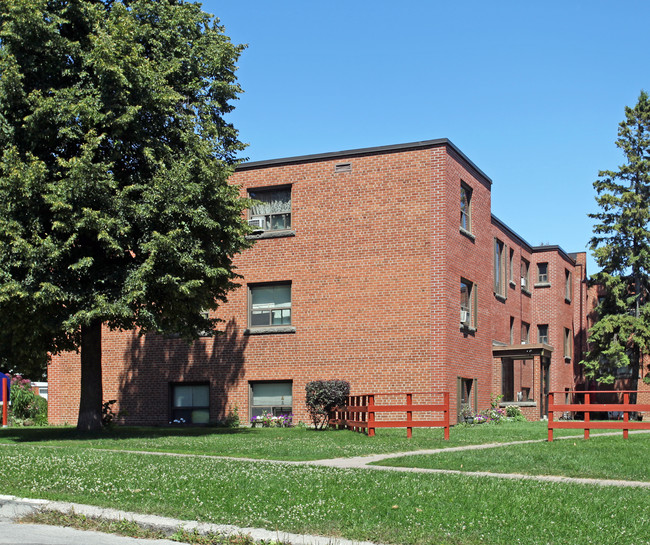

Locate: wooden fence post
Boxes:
[406,393,413,438]
[443,392,450,440]
[368,394,375,437]
[623,392,624,439]
[584,393,590,440]
[346,396,351,431]
[547,392,554,442]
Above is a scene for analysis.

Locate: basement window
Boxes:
[170,383,209,424]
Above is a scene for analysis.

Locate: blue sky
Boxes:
[202,1,649,275]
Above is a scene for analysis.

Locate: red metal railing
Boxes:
[329,391,450,439]
[548,390,650,441]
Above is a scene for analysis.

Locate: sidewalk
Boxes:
[0,494,384,545]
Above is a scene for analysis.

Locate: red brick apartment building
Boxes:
[48,139,591,425]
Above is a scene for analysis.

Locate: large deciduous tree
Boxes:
[0,0,251,430]
[582,91,650,390]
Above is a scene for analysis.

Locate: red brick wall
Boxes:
[530,249,578,397]
[48,142,591,426]
[51,145,448,425]
[444,149,494,414]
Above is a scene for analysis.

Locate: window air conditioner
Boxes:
[460,310,469,324]
[248,217,265,231]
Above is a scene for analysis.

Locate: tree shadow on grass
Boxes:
[0,423,257,444]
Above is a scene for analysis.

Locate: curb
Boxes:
[0,495,385,545]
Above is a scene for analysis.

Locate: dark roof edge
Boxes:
[492,214,577,265]
[235,138,492,185]
[531,244,576,265]
[491,214,533,251]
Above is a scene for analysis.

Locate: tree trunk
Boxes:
[77,319,103,431]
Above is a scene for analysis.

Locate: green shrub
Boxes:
[505,404,528,422]
[9,375,47,426]
[305,380,350,430]
[505,404,522,418]
[225,404,240,428]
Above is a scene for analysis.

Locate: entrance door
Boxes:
[501,358,514,401]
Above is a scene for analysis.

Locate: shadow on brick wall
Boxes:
[117,318,247,426]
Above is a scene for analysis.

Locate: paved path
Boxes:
[306,435,650,489]
[92,432,650,489]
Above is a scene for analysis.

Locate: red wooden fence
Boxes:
[329,391,450,439]
[1,377,8,427]
[548,390,650,441]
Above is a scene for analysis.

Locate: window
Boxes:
[493,238,506,298]
[520,259,530,291]
[565,269,572,301]
[564,328,572,359]
[460,183,472,233]
[615,364,633,378]
[521,322,530,344]
[248,186,291,231]
[460,278,478,329]
[32,382,48,400]
[510,317,515,345]
[249,283,291,327]
[457,377,477,422]
[537,262,549,284]
[509,248,515,286]
[538,324,549,344]
[171,383,209,424]
[250,381,292,418]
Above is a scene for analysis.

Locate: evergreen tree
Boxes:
[583,91,650,388]
[0,0,251,430]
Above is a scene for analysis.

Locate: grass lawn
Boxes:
[373,432,650,481]
[2,423,649,545]
[2,442,649,545]
[0,421,611,461]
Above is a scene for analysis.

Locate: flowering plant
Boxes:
[250,411,292,428]
[7,374,47,426]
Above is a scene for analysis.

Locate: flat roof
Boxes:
[236,138,492,185]
[237,139,580,262]
[491,214,576,265]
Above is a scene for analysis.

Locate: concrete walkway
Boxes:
[93,432,650,489]
[3,433,649,544]
[307,436,650,489]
